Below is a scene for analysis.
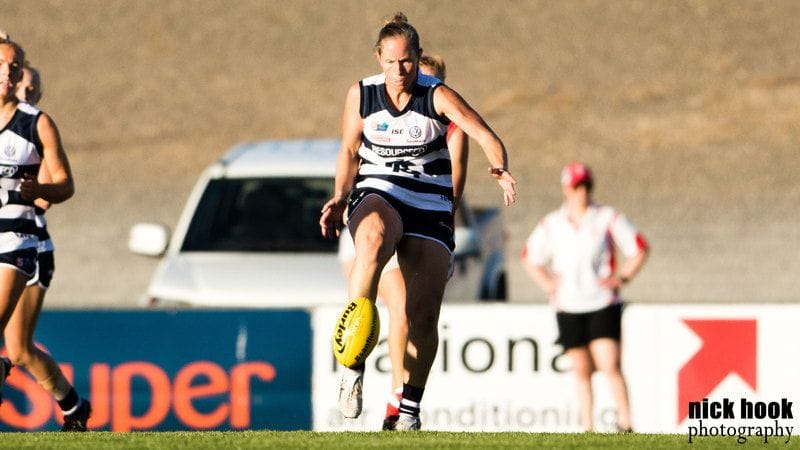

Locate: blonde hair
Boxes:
[374,12,421,56]
[419,54,446,81]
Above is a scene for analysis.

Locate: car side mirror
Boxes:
[453,227,480,258]
[128,223,171,256]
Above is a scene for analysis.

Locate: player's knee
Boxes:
[569,356,594,378]
[597,363,622,377]
[6,344,35,368]
[408,312,439,336]
[357,228,394,261]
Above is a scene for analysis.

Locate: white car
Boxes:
[129,139,507,308]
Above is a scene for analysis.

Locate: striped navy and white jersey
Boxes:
[0,102,43,254]
[356,73,453,212]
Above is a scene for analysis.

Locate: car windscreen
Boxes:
[181,177,337,252]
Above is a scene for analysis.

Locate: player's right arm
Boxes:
[320,82,362,238]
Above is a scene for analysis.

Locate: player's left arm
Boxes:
[448,126,468,213]
[34,159,53,210]
[21,113,75,204]
[602,213,649,289]
[615,248,648,286]
[434,85,516,206]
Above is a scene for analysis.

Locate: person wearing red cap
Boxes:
[521,162,648,432]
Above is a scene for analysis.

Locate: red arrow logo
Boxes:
[677,319,757,423]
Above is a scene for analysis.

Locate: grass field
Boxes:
[0,431,784,449]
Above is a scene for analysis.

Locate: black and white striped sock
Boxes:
[398,383,424,419]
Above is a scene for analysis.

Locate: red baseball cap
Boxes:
[561,162,593,187]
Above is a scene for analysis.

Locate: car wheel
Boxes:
[480,271,507,302]
[495,272,507,301]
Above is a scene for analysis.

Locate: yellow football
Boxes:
[332,297,380,368]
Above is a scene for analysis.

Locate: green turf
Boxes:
[0,431,789,449]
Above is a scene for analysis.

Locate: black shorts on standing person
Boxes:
[556,302,623,350]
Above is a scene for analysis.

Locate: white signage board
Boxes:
[312,304,800,435]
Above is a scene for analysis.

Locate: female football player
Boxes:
[320,12,516,430]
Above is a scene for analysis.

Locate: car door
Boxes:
[443,203,484,303]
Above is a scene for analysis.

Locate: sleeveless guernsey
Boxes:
[0,102,42,255]
[355,73,453,213]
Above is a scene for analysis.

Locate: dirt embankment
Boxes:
[4,1,799,307]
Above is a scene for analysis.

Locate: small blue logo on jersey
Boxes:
[3,146,15,157]
[409,126,422,139]
[372,122,389,132]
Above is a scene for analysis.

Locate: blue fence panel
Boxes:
[0,310,311,431]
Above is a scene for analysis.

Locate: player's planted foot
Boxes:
[393,414,421,431]
[62,399,91,432]
[338,365,364,418]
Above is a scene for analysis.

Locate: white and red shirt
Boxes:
[521,204,648,313]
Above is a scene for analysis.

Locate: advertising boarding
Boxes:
[313,304,800,438]
[0,310,312,431]
[3,304,798,440]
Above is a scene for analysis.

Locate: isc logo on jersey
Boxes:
[332,297,380,368]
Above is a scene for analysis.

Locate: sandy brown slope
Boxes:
[3,0,799,307]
